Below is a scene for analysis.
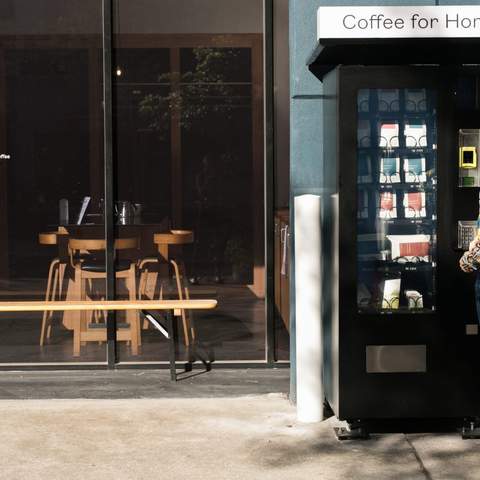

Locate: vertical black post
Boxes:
[103,0,116,367]
[264,0,276,364]
[167,310,177,381]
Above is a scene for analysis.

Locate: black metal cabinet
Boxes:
[323,66,480,422]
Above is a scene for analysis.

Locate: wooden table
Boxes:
[0,299,217,380]
[39,227,195,327]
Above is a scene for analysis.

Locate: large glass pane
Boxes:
[0,1,106,362]
[357,88,437,314]
[113,0,266,362]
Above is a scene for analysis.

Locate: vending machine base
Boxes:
[334,422,370,441]
[461,419,480,439]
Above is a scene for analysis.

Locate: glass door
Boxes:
[112,0,266,363]
[0,1,107,363]
[356,88,437,314]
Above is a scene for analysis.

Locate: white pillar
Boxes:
[294,194,323,423]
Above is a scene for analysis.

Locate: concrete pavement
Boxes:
[1,393,479,480]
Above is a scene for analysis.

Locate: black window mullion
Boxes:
[264,0,275,364]
[102,0,117,367]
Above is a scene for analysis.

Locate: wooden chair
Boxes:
[68,237,140,356]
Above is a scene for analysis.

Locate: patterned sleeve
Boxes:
[460,238,480,272]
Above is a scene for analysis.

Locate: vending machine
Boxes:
[311,62,480,437]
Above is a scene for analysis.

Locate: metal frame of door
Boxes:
[101,0,278,368]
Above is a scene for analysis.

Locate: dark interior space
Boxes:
[6,49,92,279]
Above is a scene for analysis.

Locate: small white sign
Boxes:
[318,6,480,39]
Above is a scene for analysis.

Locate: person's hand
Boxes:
[460,254,475,273]
[460,261,474,273]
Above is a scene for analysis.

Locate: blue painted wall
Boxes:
[288,0,480,401]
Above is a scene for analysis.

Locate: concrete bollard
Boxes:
[294,194,323,423]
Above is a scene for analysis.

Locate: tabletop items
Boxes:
[59,198,146,226]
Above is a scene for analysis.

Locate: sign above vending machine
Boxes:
[318,6,480,39]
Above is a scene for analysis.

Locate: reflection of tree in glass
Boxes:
[138,48,240,138]
[139,47,252,283]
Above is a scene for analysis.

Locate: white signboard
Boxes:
[318,6,480,39]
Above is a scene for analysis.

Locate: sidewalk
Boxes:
[0,368,480,480]
[0,370,479,480]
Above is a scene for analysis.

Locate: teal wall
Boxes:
[288,0,480,401]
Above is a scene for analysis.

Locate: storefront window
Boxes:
[0,0,283,366]
[113,0,266,362]
[0,1,106,362]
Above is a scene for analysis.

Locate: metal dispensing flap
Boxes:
[366,345,427,373]
[307,37,480,81]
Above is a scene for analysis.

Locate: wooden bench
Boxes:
[0,300,217,381]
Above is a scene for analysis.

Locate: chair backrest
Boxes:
[68,237,138,252]
[68,237,138,268]
[68,238,105,252]
[38,232,58,246]
[114,237,138,250]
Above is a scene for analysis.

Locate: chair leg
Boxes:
[125,268,139,354]
[72,268,82,357]
[139,267,148,300]
[139,259,159,330]
[40,258,59,346]
[132,268,141,348]
[139,268,150,330]
[45,265,60,341]
[85,278,95,328]
[184,286,196,344]
[58,262,66,300]
[48,262,67,341]
[171,260,191,348]
[80,278,88,347]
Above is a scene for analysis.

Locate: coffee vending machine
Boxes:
[308,32,480,437]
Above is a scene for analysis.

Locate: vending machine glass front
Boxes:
[356,88,437,314]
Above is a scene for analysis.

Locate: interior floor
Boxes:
[0,281,289,363]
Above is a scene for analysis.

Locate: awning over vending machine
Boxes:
[309,6,480,81]
[307,37,480,81]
